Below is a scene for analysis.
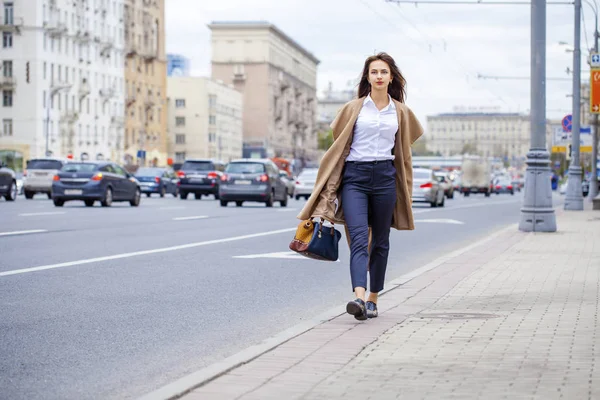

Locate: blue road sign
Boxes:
[137,150,146,159]
[562,114,572,132]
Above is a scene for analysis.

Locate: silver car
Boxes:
[24,158,67,199]
[412,168,445,207]
[294,168,318,200]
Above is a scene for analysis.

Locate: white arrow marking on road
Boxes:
[0,229,48,237]
[18,212,66,217]
[415,219,465,225]
[233,251,341,262]
[172,216,209,221]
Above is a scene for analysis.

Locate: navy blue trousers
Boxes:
[341,160,397,293]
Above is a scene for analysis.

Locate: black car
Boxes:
[177,159,225,200]
[135,167,179,197]
[219,159,289,207]
[51,162,141,207]
[0,162,17,201]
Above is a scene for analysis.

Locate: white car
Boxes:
[294,168,318,200]
[23,158,68,199]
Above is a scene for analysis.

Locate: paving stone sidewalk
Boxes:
[183,207,600,400]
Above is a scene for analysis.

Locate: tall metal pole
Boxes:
[519,0,557,232]
[565,0,585,210]
[591,16,599,200]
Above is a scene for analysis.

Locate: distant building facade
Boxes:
[167,77,243,163]
[208,21,320,161]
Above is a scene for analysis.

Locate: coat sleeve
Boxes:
[401,105,424,197]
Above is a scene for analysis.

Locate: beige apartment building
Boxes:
[123,0,167,166]
[208,21,320,162]
[167,77,243,162]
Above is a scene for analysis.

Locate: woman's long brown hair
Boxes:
[357,52,406,103]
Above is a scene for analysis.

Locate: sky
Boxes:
[165,0,594,127]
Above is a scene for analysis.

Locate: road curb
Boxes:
[137,222,519,400]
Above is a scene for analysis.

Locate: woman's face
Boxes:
[368,59,392,93]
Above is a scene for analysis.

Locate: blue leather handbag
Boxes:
[289,218,342,261]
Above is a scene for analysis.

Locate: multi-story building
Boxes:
[208,21,320,161]
[317,81,355,133]
[167,77,243,163]
[122,0,166,167]
[0,0,126,167]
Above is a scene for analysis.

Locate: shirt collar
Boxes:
[363,94,396,111]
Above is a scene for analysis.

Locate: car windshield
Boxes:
[414,170,431,179]
[61,163,98,173]
[226,163,265,174]
[136,168,163,176]
[27,159,63,170]
[182,161,214,171]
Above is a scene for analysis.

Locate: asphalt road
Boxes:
[0,190,563,399]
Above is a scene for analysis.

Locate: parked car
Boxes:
[135,167,179,197]
[294,168,319,200]
[0,162,17,201]
[494,176,514,195]
[434,171,454,199]
[219,159,289,207]
[412,168,445,207]
[51,162,141,207]
[15,172,24,195]
[279,171,295,198]
[23,158,68,199]
[177,159,225,200]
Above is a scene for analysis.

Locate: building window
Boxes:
[208,95,217,107]
[209,115,216,125]
[175,99,185,108]
[175,134,185,144]
[209,133,216,143]
[2,118,12,136]
[2,60,11,77]
[3,90,12,107]
[175,116,185,127]
[175,152,186,162]
[3,32,12,48]
[4,2,13,25]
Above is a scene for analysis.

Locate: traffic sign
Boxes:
[590,69,600,114]
[591,52,600,67]
[562,114,572,132]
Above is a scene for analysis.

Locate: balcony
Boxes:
[111,116,125,126]
[125,44,138,58]
[60,111,79,124]
[126,94,136,108]
[144,97,155,109]
[74,30,91,43]
[44,20,68,37]
[0,18,23,33]
[0,76,16,89]
[78,81,91,100]
[100,88,115,102]
[140,50,157,62]
[100,40,113,57]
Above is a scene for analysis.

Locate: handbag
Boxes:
[289,218,342,261]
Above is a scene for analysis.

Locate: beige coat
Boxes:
[297,96,424,231]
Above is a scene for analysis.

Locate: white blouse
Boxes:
[346,94,398,162]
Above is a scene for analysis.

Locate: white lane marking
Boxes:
[233,251,341,262]
[415,218,465,225]
[0,229,48,237]
[276,208,298,212]
[0,227,297,278]
[172,216,209,221]
[412,198,519,214]
[159,206,187,210]
[18,212,66,217]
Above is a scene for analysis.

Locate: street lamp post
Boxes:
[565,0,585,210]
[518,0,557,231]
[45,84,71,157]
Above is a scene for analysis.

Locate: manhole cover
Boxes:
[416,312,500,320]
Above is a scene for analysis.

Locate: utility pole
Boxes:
[565,0,585,210]
[519,0,557,231]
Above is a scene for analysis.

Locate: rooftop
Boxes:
[208,21,320,65]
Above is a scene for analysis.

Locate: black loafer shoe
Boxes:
[346,299,367,321]
[366,301,378,318]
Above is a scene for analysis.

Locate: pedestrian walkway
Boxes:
[180,206,600,400]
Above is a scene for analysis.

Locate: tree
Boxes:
[318,129,334,151]
[461,142,479,155]
[411,136,437,156]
